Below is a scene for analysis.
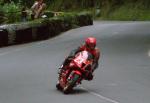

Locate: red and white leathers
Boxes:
[77,44,100,66]
[59,44,100,80]
[59,37,100,80]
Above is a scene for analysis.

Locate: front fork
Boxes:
[67,71,82,85]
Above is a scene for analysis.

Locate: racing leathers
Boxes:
[59,44,100,80]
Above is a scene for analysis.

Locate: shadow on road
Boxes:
[55,87,88,95]
[69,88,88,95]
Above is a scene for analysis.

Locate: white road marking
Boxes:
[0,47,29,56]
[113,32,119,35]
[148,50,150,57]
[0,51,11,56]
[0,41,45,56]
[80,86,119,103]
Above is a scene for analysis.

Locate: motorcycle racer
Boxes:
[59,37,100,81]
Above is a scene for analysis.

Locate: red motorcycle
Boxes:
[56,50,94,94]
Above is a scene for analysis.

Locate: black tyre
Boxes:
[56,82,62,90]
[63,74,80,94]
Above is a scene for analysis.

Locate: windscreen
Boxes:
[74,51,93,67]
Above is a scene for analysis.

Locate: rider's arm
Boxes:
[92,48,100,71]
[92,61,99,72]
[31,2,38,12]
[67,46,83,58]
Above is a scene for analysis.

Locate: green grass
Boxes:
[98,3,150,21]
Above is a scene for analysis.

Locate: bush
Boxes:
[0,5,5,24]
[1,2,21,24]
[108,3,150,21]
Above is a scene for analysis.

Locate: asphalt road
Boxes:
[0,21,150,103]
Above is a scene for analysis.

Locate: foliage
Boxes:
[1,0,150,23]
[0,1,21,24]
[49,0,95,11]
[106,3,150,21]
[97,1,150,21]
[0,6,5,24]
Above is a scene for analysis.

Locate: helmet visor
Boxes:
[87,43,95,50]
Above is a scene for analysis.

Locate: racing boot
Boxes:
[58,65,67,79]
[58,65,64,74]
[86,72,93,81]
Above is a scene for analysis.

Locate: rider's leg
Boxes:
[58,57,72,74]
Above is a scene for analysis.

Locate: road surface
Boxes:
[0,21,150,103]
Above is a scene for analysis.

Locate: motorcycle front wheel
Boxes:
[63,74,80,94]
[56,81,62,90]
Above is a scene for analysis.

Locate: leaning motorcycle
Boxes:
[56,50,94,94]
